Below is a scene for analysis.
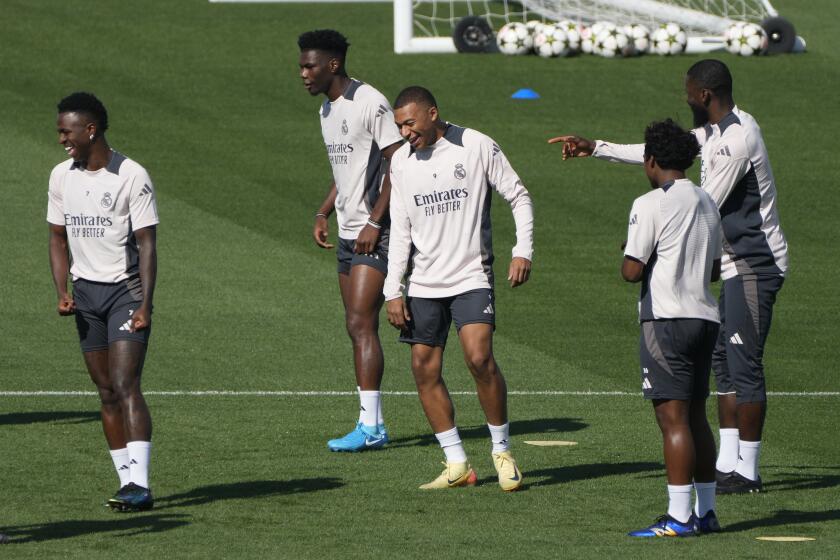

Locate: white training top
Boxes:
[47,151,159,283]
[624,178,722,323]
[384,124,534,300]
[593,106,788,281]
[319,79,403,239]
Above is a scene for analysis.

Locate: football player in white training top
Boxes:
[298,29,403,452]
[48,92,158,511]
[384,86,533,491]
[621,119,722,538]
[549,59,787,495]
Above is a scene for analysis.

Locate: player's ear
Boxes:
[328,56,341,74]
[428,105,438,122]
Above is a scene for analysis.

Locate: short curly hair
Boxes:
[298,29,350,58]
[57,92,109,134]
[644,118,699,172]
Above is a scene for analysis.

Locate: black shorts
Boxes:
[72,277,152,352]
[399,289,495,348]
[336,232,389,276]
[712,274,784,404]
[639,319,719,401]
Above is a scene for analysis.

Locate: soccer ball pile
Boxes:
[496,22,533,56]
[651,22,688,55]
[725,22,768,56]
[498,20,688,59]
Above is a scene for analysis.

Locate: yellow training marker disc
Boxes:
[756,537,816,542]
[524,440,578,447]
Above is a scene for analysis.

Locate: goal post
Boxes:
[394,0,458,53]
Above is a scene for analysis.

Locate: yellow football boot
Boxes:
[492,451,523,492]
[419,461,477,490]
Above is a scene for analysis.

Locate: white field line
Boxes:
[0,390,838,397]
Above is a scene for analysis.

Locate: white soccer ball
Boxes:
[534,25,573,58]
[651,22,687,55]
[595,26,631,58]
[623,24,651,55]
[725,22,768,56]
[555,20,582,53]
[581,21,611,54]
[497,22,533,55]
[526,19,545,39]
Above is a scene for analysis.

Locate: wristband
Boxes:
[315,212,327,219]
[367,219,382,230]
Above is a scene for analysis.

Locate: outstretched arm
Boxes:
[548,134,645,165]
[48,224,75,315]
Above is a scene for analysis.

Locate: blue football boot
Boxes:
[107,482,154,512]
[327,423,388,452]
[378,424,390,444]
[696,510,722,534]
[628,514,698,538]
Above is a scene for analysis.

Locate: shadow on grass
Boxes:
[761,466,840,492]
[3,513,189,544]
[0,411,99,426]
[156,478,345,509]
[724,509,840,532]
[524,461,663,488]
[388,417,588,448]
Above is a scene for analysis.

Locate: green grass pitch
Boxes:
[1,0,838,557]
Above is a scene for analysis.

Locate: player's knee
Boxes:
[464,352,494,379]
[411,353,441,380]
[345,310,377,339]
[98,387,120,408]
[110,375,141,401]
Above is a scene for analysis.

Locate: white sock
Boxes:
[126,441,152,489]
[435,427,467,464]
[716,428,740,472]
[735,440,761,481]
[487,422,510,453]
[358,391,380,429]
[377,396,384,428]
[109,448,131,487]
[667,484,693,524]
[694,482,716,517]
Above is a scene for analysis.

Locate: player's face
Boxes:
[685,77,710,128]
[57,112,95,161]
[394,102,438,150]
[299,50,336,96]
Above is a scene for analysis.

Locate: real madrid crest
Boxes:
[100,192,113,209]
[341,119,349,135]
[454,163,466,180]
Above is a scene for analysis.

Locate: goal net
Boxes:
[394,0,782,53]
